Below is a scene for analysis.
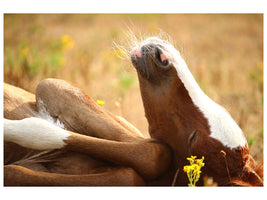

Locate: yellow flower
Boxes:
[192,164,199,170]
[184,155,205,187]
[189,155,197,160]
[20,47,29,57]
[183,165,189,173]
[61,35,74,52]
[195,169,202,176]
[187,155,197,164]
[196,157,205,167]
[97,100,105,106]
[115,49,127,58]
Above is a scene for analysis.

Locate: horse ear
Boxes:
[188,130,200,155]
[243,155,263,186]
[232,155,263,186]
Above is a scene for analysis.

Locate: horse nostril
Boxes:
[160,53,167,63]
[154,46,169,66]
[161,58,169,66]
[132,46,142,58]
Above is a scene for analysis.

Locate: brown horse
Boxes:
[4,37,263,186]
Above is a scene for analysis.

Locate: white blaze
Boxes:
[4,117,70,150]
[164,42,247,149]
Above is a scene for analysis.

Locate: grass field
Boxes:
[4,14,263,163]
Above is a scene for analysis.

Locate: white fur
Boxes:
[166,43,247,148]
[142,38,247,149]
[37,99,65,129]
[4,117,71,150]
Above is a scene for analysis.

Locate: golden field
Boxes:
[4,14,263,163]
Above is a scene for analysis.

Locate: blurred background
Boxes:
[4,14,263,163]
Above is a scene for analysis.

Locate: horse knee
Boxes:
[36,78,61,117]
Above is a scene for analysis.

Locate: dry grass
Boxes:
[4,14,263,163]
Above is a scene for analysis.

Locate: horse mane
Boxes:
[231,154,263,186]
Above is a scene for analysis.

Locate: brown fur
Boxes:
[4,38,263,186]
[4,79,172,186]
[131,38,263,186]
